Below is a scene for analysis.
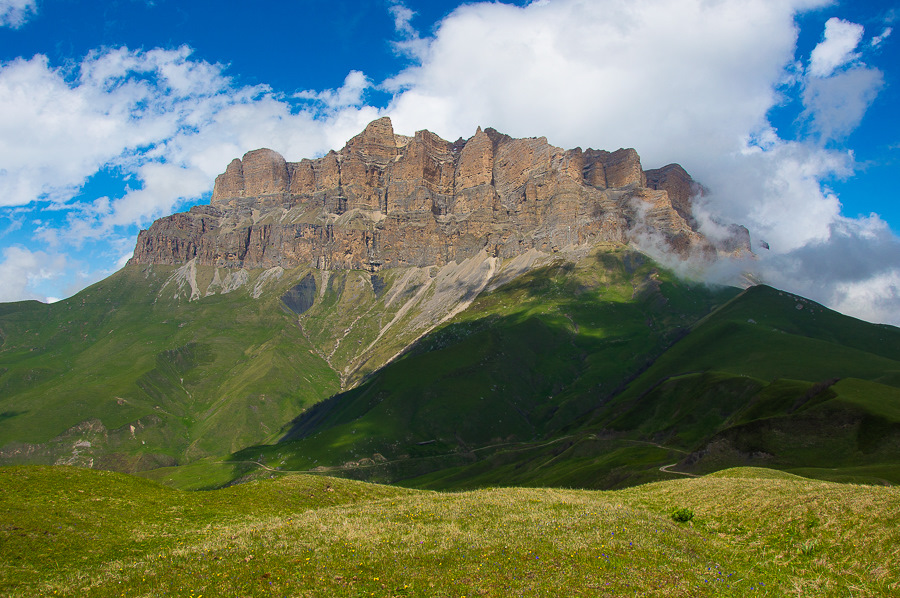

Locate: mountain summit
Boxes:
[130,117,745,271]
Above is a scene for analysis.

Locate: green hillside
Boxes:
[3,245,899,491]
[231,248,740,486]
[587,285,900,482]
[0,264,340,469]
[2,465,897,597]
[0,253,514,471]
[229,272,900,491]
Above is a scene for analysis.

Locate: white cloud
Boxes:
[0,245,65,302]
[831,269,900,326]
[746,215,900,325]
[381,0,899,324]
[809,17,864,77]
[386,0,823,167]
[0,46,380,242]
[296,70,372,111]
[0,0,36,28]
[696,141,849,253]
[384,0,846,255]
[387,0,428,58]
[801,66,884,141]
[871,27,892,48]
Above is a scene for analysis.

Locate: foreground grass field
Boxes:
[2,466,897,597]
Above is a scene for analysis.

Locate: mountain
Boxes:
[1,118,897,491]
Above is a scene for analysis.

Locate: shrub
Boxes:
[671,507,694,523]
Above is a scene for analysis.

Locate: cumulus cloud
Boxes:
[0,46,379,237]
[383,0,852,256]
[808,17,864,77]
[696,142,849,253]
[296,70,372,111]
[380,0,897,324]
[386,0,819,166]
[0,0,36,28]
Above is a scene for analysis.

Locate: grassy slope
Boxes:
[230,259,900,491]
[232,248,738,482]
[0,265,340,468]
[4,251,899,491]
[304,281,900,490]
[586,285,900,482]
[1,465,897,597]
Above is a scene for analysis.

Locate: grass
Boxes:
[4,246,900,494]
[0,265,341,467]
[253,248,738,484]
[2,465,898,597]
[227,251,900,492]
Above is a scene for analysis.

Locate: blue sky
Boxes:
[0,0,898,324]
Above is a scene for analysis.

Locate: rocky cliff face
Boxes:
[130,117,740,271]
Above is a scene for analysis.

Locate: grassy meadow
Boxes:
[2,465,897,597]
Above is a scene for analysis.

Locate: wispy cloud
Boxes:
[387,0,428,59]
[870,27,892,48]
[0,0,36,29]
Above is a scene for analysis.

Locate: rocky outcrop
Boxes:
[131,117,734,272]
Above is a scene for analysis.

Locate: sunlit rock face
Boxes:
[131,117,743,271]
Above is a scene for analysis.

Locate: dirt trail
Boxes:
[659,463,699,477]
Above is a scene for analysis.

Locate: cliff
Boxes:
[130,117,738,271]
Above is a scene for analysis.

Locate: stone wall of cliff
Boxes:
[130,117,738,271]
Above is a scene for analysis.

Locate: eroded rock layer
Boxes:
[131,117,726,271]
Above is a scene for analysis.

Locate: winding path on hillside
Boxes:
[659,463,699,477]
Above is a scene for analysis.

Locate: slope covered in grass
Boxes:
[1,465,897,597]
[226,256,900,491]
[235,248,738,483]
[0,264,340,469]
[587,285,900,482]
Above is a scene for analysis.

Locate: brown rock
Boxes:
[131,117,724,273]
[603,148,645,188]
[211,158,244,203]
[644,163,698,226]
[288,160,316,196]
[241,149,289,198]
[454,126,493,193]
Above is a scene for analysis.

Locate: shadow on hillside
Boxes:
[275,251,724,452]
[0,410,26,424]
